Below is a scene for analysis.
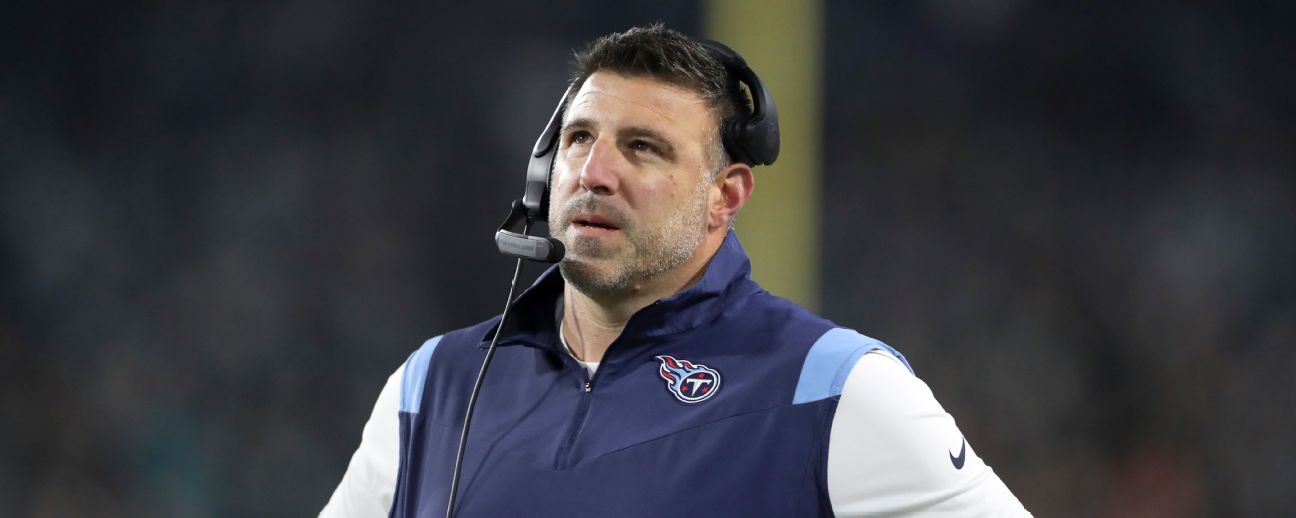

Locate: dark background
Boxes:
[2,2,1292,516]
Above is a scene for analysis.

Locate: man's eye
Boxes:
[630,140,658,154]
[568,131,593,145]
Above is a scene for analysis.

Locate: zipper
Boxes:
[553,371,595,469]
[551,315,640,470]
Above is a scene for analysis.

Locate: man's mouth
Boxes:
[572,215,621,231]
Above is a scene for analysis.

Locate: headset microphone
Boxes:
[493,85,573,263]
[494,203,565,262]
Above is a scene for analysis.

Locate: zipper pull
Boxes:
[583,380,593,393]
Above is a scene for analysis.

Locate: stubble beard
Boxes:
[552,180,710,298]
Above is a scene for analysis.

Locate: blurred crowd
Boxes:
[2,2,1292,516]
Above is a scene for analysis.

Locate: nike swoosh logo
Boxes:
[949,439,967,470]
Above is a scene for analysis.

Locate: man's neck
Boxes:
[560,236,722,363]
[560,286,641,364]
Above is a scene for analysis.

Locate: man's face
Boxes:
[548,72,718,296]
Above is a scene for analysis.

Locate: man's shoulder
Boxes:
[399,315,503,370]
[436,315,502,347]
[392,314,510,416]
[730,287,913,391]
[725,287,844,339]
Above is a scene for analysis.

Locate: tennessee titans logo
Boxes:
[655,355,721,404]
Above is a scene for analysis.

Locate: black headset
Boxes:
[493,38,780,263]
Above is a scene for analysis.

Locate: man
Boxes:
[323,24,1029,517]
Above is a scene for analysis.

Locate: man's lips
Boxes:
[572,214,621,231]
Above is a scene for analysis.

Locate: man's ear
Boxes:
[709,163,754,231]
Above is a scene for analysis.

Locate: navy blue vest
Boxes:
[389,233,908,517]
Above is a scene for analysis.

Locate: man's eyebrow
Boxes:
[560,119,678,159]
[620,126,677,156]
[563,118,670,143]
[619,126,671,144]
[562,117,596,133]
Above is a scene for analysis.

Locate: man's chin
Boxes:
[567,230,627,251]
[558,258,630,296]
[561,233,628,260]
[557,254,610,279]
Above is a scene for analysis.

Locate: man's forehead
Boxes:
[564,72,712,131]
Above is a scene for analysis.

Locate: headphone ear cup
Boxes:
[696,38,779,167]
[721,117,751,166]
[745,116,779,166]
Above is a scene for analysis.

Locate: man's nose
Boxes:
[578,139,621,195]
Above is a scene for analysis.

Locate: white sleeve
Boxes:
[320,364,404,518]
[828,351,1030,517]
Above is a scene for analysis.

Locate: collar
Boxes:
[479,229,757,352]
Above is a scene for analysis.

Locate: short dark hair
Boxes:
[569,23,748,171]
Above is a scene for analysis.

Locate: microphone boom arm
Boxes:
[494,199,564,263]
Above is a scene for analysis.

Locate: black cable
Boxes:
[444,245,528,518]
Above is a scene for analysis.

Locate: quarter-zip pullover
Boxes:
[323,231,1030,517]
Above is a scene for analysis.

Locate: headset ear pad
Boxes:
[698,39,781,167]
[720,117,750,167]
[722,98,780,167]
[734,76,780,166]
